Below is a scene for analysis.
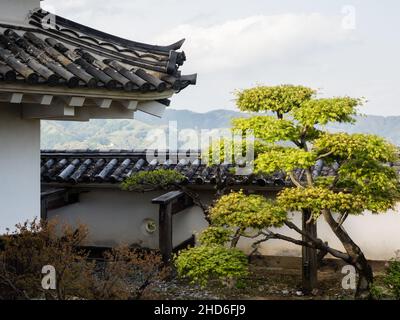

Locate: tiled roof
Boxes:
[0,9,196,95]
[41,150,400,189]
[40,150,339,188]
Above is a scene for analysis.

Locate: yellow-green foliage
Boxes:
[277,187,366,219]
[314,133,398,162]
[255,147,317,174]
[198,226,233,246]
[235,85,316,114]
[205,137,269,166]
[291,97,361,127]
[210,191,287,229]
[337,160,399,212]
[232,116,299,142]
[384,259,400,299]
[175,245,248,287]
[121,169,185,191]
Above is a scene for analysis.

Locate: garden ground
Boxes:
[148,256,390,300]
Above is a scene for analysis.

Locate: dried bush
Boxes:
[0,219,169,300]
[89,247,170,300]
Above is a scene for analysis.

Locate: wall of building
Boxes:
[48,188,400,261]
[238,210,400,261]
[0,0,41,25]
[48,189,208,249]
[0,104,41,233]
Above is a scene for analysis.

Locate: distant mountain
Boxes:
[41,109,400,150]
[134,109,243,129]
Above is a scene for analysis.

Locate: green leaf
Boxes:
[235,85,316,114]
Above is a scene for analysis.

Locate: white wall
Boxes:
[0,0,41,25]
[48,189,208,249]
[0,104,41,233]
[236,210,400,261]
[48,188,400,261]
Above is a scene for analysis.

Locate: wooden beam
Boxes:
[38,95,54,105]
[152,191,184,205]
[94,98,112,109]
[75,105,135,120]
[40,189,81,214]
[22,102,75,119]
[0,82,174,101]
[137,100,166,118]
[62,96,86,107]
[120,100,138,110]
[22,94,54,106]
[10,93,23,104]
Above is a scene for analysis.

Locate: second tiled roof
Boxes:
[0,9,196,94]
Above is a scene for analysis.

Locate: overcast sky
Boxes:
[43,0,400,116]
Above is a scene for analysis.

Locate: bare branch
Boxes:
[283,220,351,262]
[305,168,314,186]
[317,150,334,160]
[337,212,349,230]
[288,171,304,188]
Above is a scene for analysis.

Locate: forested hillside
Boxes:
[41,110,400,149]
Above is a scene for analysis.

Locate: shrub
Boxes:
[384,259,400,299]
[198,227,232,246]
[90,247,170,300]
[0,219,169,300]
[0,219,92,300]
[175,245,248,287]
[121,169,185,191]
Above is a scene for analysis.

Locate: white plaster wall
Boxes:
[245,209,400,261]
[0,104,41,233]
[194,193,400,261]
[48,188,400,261]
[0,0,41,25]
[48,189,208,249]
[172,205,208,247]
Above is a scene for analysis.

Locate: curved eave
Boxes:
[30,9,186,54]
[0,82,175,101]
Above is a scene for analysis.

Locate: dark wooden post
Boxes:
[152,191,186,263]
[158,202,173,262]
[302,209,318,293]
[40,198,48,221]
[152,191,196,263]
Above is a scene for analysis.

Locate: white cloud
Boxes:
[157,13,355,73]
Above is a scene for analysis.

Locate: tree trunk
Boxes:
[302,209,318,293]
[322,210,373,299]
[355,256,374,299]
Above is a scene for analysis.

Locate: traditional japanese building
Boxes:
[0,0,196,232]
[40,149,400,262]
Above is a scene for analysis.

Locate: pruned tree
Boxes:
[177,85,400,299]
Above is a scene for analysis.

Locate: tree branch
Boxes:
[180,186,211,224]
[305,168,314,186]
[283,221,352,262]
[317,150,334,160]
[231,227,245,248]
[337,212,349,230]
[288,171,304,188]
